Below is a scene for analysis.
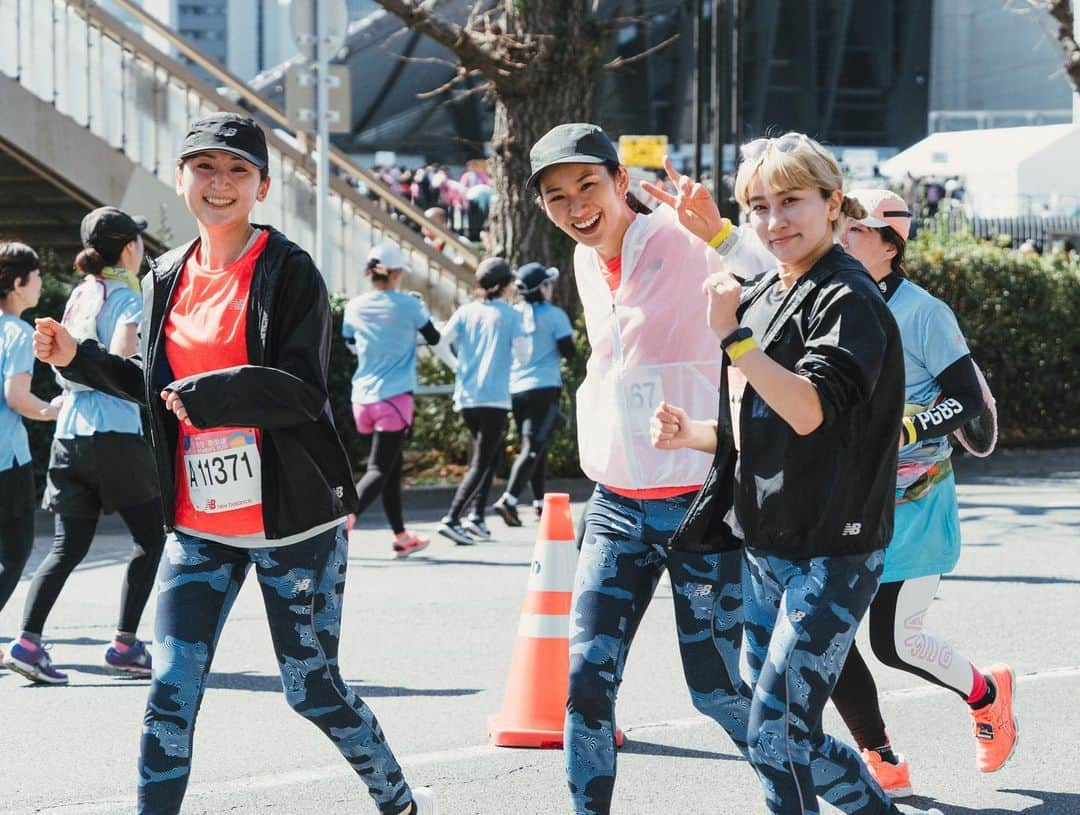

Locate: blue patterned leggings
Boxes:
[565,487,749,815]
[137,526,412,815]
[742,548,899,815]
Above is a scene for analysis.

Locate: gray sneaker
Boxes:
[462,518,493,541]
[437,519,474,546]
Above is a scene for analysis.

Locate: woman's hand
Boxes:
[640,155,729,245]
[651,401,692,450]
[161,389,192,426]
[33,318,77,368]
[702,272,742,340]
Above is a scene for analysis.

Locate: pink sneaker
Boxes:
[393,530,430,559]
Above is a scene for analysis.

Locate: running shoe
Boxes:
[492,497,522,527]
[3,639,69,685]
[533,501,543,520]
[392,530,430,559]
[908,809,943,815]
[861,749,913,798]
[970,664,1018,772]
[411,787,438,814]
[104,639,153,677]
[462,518,493,541]
[437,518,474,546]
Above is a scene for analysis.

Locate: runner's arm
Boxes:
[902,354,984,444]
[3,373,59,421]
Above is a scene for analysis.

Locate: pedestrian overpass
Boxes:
[0,0,477,317]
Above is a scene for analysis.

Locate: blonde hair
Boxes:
[734,132,866,230]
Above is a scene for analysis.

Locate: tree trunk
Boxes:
[485,2,600,314]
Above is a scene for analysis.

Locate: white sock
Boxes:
[501,493,518,507]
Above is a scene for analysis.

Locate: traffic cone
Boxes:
[488,493,624,749]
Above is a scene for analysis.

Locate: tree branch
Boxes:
[371,0,523,79]
[1028,0,1080,93]
[602,33,680,71]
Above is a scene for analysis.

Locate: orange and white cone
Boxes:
[489,492,578,748]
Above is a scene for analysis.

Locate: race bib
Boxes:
[183,429,262,514]
[623,370,664,437]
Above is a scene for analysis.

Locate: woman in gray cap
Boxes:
[5,207,163,686]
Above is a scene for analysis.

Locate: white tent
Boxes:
[879,124,1080,217]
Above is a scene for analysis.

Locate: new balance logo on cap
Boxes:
[841,522,862,536]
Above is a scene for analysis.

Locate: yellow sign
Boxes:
[619,135,668,169]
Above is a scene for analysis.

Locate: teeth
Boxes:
[205,197,233,206]
[573,213,600,230]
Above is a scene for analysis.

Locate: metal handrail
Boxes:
[104,0,480,269]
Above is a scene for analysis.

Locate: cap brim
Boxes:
[858,215,890,228]
[178,146,268,170]
[526,155,610,191]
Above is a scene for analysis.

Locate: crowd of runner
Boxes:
[0,112,1017,815]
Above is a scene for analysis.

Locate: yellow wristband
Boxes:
[726,337,758,362]
[902,416,917,445]
[708,222,734,248]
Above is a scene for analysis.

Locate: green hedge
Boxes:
[905,227,1079,445]
[23,229,1076,498]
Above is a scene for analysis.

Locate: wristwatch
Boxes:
[719,326,753,351]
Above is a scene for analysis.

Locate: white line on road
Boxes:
[24,665,1080,815]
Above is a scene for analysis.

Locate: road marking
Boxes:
[24,665,1080,815]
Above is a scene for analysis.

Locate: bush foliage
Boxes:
[20,229,1077,497]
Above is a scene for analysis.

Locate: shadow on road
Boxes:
[349,556,531,569]
[942,574,1080,585]
[618,739,743,763]
[909,788,1080,814]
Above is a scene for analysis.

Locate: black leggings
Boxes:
[446,407,508,522]
[0,511,35,616]
[21,499,165,636]
[506,387,561,502]
[354,430,406,535]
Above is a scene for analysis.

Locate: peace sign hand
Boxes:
[640,155,729,246]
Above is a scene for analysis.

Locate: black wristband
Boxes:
[720,326,753,351]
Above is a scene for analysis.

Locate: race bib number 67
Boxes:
[184,429,262,514]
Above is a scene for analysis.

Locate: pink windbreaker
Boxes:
[574,206,773,489]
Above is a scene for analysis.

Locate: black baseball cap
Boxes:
[178,113,269,170]
[527,123,620,191]
[80,206,148,258]
[476,257,513,290]
[514,262,559,293]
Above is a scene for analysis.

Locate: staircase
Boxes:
[0,0,477,318]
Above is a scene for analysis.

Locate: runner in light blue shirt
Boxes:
[341,241,447,558]
[0,242,60,622]
[437,258,529,545]
[494,263,576,526]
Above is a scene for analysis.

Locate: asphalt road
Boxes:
[2,448,1078,814]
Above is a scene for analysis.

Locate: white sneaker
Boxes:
[411,787,438,815]
[908,808,943,815]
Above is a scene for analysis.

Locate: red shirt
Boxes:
[165,230,269,536]
[598,257,700,501]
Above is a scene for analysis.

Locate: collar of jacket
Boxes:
[151,223,285,281]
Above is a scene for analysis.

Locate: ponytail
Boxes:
[74,247,109,277]
[626,191,652,215]
[839,194,868,222]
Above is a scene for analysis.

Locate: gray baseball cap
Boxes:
[527,123,620,191]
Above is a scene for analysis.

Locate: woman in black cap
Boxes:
[32,113,436,815]
[0,242,61,654]
[5,208,164,686]
[435,257,529,544]
[492,262,575,526]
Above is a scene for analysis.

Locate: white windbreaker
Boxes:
[574,206,773,489]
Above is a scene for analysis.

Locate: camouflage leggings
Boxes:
[137,527,412,815]
[742,548,899,815]
[565,486,749,815]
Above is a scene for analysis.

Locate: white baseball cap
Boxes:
[366,242,407,270]
[848,188,912,240]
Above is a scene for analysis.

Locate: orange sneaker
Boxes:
[392,530,430,559]
[970,664,1018,772]
[861,749,913,798]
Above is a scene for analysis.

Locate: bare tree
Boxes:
[371,0,674,308]
[1017,0,1080,91]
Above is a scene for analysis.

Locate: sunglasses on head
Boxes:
[740,133,823,164]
